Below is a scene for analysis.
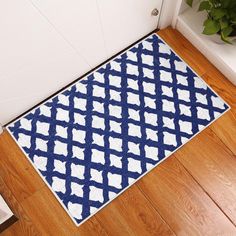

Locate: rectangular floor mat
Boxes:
[7,33,230,226]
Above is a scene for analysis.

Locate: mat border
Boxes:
[6,32,231,227]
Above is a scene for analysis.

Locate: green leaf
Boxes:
[211,8,227,20]
[202,19,220,34]
[220,31,232,44]
[229,9,236,20]
[204,18,212,26]
[219,18,228,29]
[186,0,193,7]
[208,0,220,5]
[198,1,211,11]
[222,26,233,37]
[221,0,231,8]
[229,0,236,8]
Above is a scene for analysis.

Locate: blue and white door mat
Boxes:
[7,33,230,226]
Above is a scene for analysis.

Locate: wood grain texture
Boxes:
[137,156,236,236]
[210,111,236,155]
[0,132,45,203]
[20,186,108,236]
[94,184,174,236]
[0,176,40,236]
[175,128,236,225]
[202,69,236,155]
[201,67,236,114]
[0,27,236,235]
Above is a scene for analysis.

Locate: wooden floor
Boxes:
[0,27,236,236]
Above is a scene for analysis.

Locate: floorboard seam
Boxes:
[136,183,177,236]
[174,155,236,229]
[209,126,236,156]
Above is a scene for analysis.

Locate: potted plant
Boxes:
[186,0,236,44]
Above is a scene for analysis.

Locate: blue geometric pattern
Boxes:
[7,34,229,226]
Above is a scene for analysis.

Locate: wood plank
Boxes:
[201,69,236,154]
[0,176,40,236]
[137,156,236,235]
[94,185,175,236]
[20,185,107,236]
[0,132,45,203]
[175,127,236,226]
[20,183,174,235]
[201,67,236,114]
[210,111,236,155]
[77,217,108,236]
